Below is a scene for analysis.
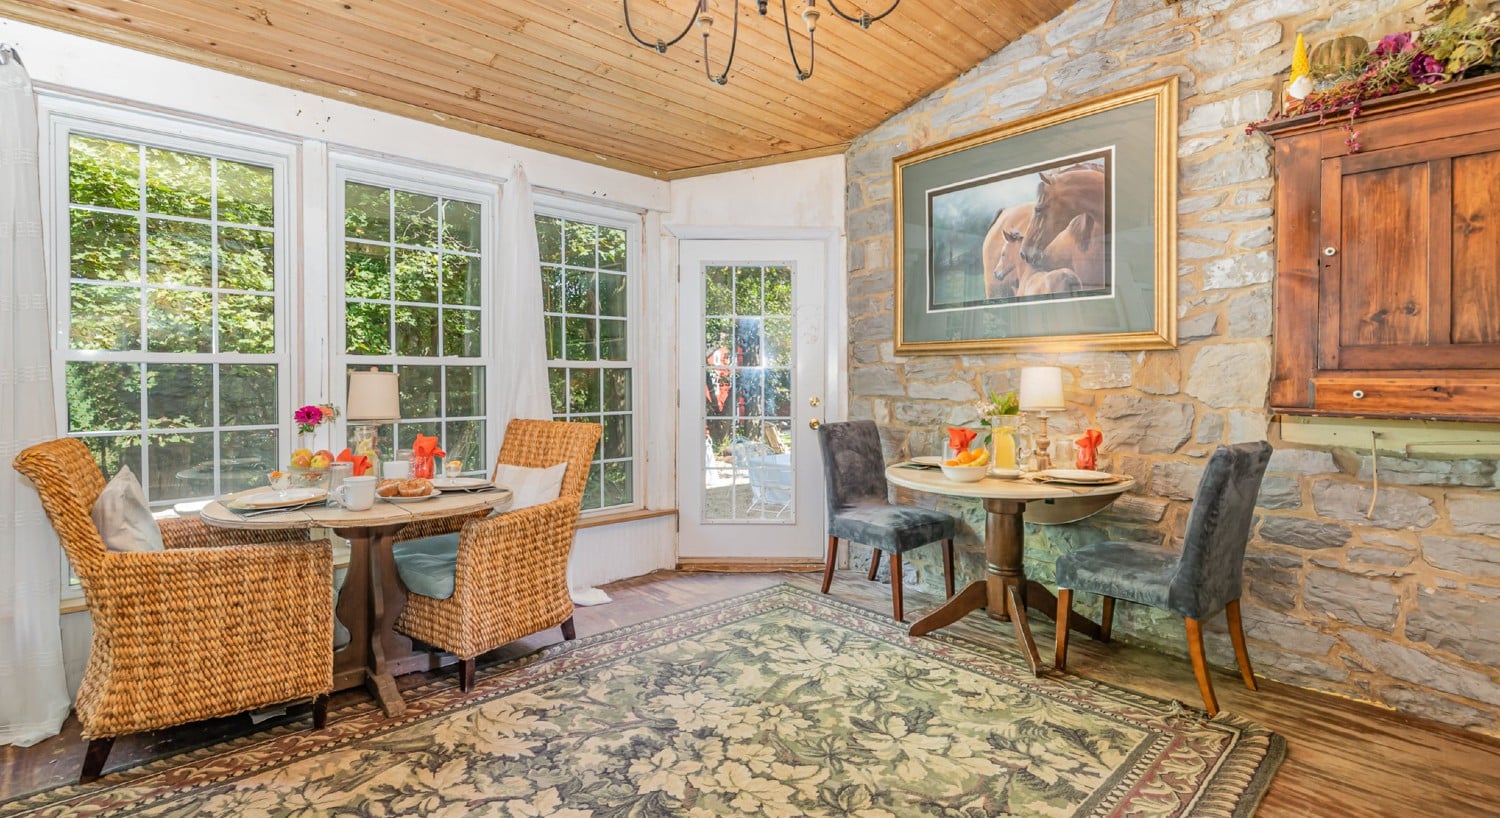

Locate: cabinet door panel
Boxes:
[1339,165,1431,348]
[1453,150,1500,345]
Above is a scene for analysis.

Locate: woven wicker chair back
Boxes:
[13,437,110,580]
[493,419,603,499]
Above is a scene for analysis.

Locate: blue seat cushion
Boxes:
[829,502,957,554]
[393,533,460,600]
[1055,541,1179,613]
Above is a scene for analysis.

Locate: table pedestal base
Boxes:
[908,498,1102,676]
[334,524,414,717]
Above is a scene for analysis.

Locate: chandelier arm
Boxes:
[702,0,739,85]
[824,0,900,28]
[780,0,815,81]
[622,0,697,52]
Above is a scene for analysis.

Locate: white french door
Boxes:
[677,240,828,560]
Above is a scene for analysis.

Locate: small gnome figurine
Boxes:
[1286,33,1313,103]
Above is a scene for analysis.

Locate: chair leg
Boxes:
[1225,600,1258,691]
[458,657,476,693]
[889,552,904,622]
[821,536,839,594]
[80,737,114,784]
[561,615,577,641]
[941,539,955,598]
[312,694,329,730]
[1054,588,1073,671]
[1185,617,1219,716]
[867,548,881,581]
[1100,596,1116,642]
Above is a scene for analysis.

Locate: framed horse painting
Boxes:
[894,78,1178,354]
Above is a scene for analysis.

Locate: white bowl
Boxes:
[940,463,990,482]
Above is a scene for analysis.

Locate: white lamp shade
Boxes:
[346,369,400,422]
[1017,366,1065,411]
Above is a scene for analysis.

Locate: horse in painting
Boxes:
[1020,165,1106,288]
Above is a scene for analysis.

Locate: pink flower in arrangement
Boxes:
[294,404,339,435]
[1409,53,1445,84]
[1374,31,1415,57]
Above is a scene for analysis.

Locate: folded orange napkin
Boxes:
[947,426,977,453]
[336,447,372,477]
[1076,429,1103,470]
[412,434,446,460]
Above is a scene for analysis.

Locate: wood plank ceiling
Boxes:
[0,0,1077,177]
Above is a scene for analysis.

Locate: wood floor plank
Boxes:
[3,570,1497,817]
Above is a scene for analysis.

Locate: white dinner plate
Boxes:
[379,490,444,503]
[1032,469,1118,484]
[911,455,945,466]
[230,488,327,509]
[431,477,492,490]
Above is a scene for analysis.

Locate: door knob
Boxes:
[809,418,821,430]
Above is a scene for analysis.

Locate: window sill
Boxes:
[577,508,677,530]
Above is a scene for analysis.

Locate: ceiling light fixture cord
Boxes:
[700,0,740,85]
[781,0,816,81]
[824,0,899,29]
[622,0,697,53]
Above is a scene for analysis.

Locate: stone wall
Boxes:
[844,0,1500,734]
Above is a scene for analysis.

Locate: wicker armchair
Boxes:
[12,438,334,783]
[394,419,601,692]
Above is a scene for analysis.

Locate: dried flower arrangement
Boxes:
[1252,0,1500,150]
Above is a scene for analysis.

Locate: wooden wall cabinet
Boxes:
[1259,76,1500,422]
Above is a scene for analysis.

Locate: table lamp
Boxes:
[1018,366,1065,470]
[346,368,401,471]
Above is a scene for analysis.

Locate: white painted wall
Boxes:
[668,156,846,229]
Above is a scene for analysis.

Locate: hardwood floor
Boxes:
[4,570,1499,816]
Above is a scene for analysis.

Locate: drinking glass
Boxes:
[443,459,464,479]
[268,471,291,496]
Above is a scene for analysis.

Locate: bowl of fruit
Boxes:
[940,447,991,482]
[288,448,336,488]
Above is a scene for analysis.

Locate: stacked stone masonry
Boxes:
[844,0,1500,734]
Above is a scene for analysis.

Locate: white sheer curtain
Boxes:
[494,162,610,606]
[0,46,71,746]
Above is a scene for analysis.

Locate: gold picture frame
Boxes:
[894,78,1178,355]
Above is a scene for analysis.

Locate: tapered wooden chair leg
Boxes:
[458,657,477,693]
[561,615,577,641]
[80,737,114,784]
[890,552,904,621]
[1225,599,1258,691]
[1185,617,1219,716]
[1054,588,1073,670]
[312,694,329,729]
[941,539,955,598]
[867,549,881,581]
[1100,596,1116,642]
[821,536,839,594]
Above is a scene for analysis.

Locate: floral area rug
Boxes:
[1,584,1284,817]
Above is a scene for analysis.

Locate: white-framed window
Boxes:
[537,203,641,512]
[331,157,498,473]
[46,103,296,511]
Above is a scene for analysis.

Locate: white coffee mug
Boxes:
[382,460,411,479]
[332,475,378,511]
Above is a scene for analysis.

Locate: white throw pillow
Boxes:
[494,462,568,511]
[92,466,165,553]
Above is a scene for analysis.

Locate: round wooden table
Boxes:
[201,487,512,717]
[885,466,1134,676]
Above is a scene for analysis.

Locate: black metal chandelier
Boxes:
[622,0,900,85]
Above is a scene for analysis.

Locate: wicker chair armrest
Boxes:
[451,496,581,599]
[91,541,334,664]
[158,516,314,550]
[395,510,491,544]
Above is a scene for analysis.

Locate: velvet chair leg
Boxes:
[458,657,476,693]
[312,694,329,729]
[1225,600,1258,691]
[889,552,904,622]
[867,549,881,581]
[1185,617,1219,716]
[561,616,577,641]
[1054,588,1073,670]
[80,737,114,784]
[821,536,838,594]
[941,539,955,598]
[1100,596,1116,642]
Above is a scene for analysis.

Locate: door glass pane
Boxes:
[702,262,794,523]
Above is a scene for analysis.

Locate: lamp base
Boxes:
[1033,413,1053,471]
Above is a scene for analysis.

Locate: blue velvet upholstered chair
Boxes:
[1053,441,1273,715]
[817,420,957,621]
